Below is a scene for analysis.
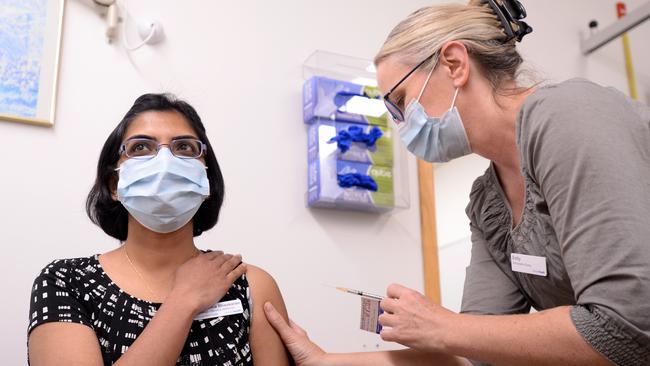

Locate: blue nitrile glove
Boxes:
[364,126,383,147]
[328,126,383,153]
[337,173,378,191]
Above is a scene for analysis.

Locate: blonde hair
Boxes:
[375,0,527,93]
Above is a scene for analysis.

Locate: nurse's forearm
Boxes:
[443,306,612,366]
[321,349,471,366]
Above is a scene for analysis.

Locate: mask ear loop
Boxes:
[450,88,460,109]
[416,60,437,102]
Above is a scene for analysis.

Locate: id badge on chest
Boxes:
[194,299,244,321]
[511,253,547,277]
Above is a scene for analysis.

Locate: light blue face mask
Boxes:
[116,148,210,234]
[398,62,472,163]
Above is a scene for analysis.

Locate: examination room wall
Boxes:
[436,0,650,312]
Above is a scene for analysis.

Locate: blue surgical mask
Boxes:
[116,148,210,233]
[398,65,471,163]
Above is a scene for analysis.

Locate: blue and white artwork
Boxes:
[0,0,48,119]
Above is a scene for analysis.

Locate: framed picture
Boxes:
[0,0,64,127]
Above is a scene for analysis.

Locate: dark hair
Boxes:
[86,93,225,241]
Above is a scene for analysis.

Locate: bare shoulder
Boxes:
[245,264,277,286]
[245,264,284,304]
[244,265,291,365]
[243,264,287,316]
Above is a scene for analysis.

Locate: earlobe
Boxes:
[439,41,470,89]
[109,175,119,201]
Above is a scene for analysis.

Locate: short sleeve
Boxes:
[28,260,94,335]
[518,79,650,364]
[461,223,531,315]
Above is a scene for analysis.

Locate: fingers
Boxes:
[221,254,243,272]
[225,262,247,282]
[288,319,307,337]
[212,253,234,267]
[379,327,398,343]
[386,283,408,299]
[380,297,398,314]
[195,251,246,284]
[202,250,224,260]
[378,312,396,327]
[264,302,296,342]
[204,252,242,272]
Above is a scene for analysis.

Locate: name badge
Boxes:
[511,253,547,277]
[194,299,244,321]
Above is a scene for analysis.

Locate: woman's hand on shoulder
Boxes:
[169,251,247,316]
[247,264,294,366]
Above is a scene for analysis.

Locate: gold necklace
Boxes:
[122,246,201,301]
[123,246,158,299]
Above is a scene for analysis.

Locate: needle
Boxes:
[334,286,384,301]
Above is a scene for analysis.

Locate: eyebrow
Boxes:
[124,134,156,142]
[123,134,199,142]
[171,135,199,141]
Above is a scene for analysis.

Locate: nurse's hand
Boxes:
[379,284,454,352]
[264,302,326,366]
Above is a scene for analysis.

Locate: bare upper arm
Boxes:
[28,322,103,366]
[246,264,291,366]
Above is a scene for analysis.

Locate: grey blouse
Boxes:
[461,79,650,366]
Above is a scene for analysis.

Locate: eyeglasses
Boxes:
[119,138,206,159]
[383,53,436,123]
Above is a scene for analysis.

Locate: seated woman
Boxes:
[27,93,291,366]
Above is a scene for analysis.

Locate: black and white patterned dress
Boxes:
[27,253,254,365]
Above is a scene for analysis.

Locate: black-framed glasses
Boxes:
[383,53,436,123]
[119,138,206,159]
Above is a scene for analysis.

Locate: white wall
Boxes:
[437,0,650,312]
[0,0,437,363]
